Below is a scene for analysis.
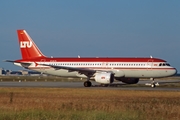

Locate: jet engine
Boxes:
[94,73,114,84]
[115,78,139,84]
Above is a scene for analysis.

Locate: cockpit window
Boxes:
[166,63,170,66]
[159,63,170,66]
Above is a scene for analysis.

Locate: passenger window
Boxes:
[159,63,162,66]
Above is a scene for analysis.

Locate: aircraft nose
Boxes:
[171,68,177,76]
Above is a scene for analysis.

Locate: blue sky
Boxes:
[0,0,180,71]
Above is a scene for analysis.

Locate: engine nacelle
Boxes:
[94,73,114,84]
[115,78,139,84]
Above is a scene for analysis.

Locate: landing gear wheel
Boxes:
[84,81,92,87]
[151,83,156,88]
[150,78,156,88]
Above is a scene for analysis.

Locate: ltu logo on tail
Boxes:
[20,41,33,48]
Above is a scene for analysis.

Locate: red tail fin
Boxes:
[17,30,46,59]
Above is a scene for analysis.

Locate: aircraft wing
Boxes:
[41,64,97,76]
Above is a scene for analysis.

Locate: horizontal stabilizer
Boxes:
[4,60,32,68]
[4,60,16,63]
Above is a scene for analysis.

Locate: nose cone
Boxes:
[170,68,177,76]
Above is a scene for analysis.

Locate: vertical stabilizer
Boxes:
[17,30,46,59]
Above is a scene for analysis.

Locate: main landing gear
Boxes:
[84,77,92,87]
[84,81,92,87]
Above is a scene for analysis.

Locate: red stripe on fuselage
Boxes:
[16,57,166,62]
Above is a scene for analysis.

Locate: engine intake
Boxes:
[94,73,114,84]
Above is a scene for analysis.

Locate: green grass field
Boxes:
[0,87,180,120]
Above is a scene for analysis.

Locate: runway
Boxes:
[0,80,180,91]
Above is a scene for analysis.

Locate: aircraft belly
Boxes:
[123,69,171,78]
[123,70,144,78]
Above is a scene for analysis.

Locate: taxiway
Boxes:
[0,80,179,91]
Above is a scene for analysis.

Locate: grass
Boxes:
[0,88,180,120]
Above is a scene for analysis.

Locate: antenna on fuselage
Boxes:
[150,55,153,58]
[78,55,80,58]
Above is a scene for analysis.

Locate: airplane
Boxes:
[5,30,177,88]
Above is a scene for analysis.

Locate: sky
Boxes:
[0,0,180,72]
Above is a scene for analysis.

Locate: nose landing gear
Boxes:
[145,78,159,88]
[151,83,156,88]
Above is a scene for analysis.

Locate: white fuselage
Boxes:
[14,61,177,78]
